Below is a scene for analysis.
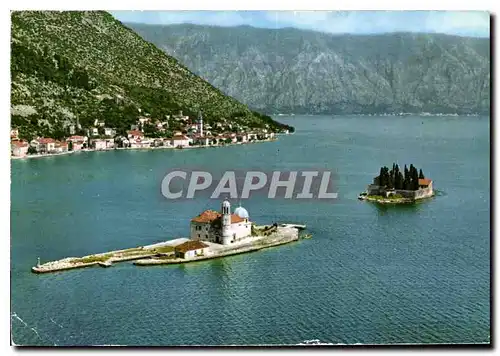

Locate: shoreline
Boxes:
[358,193,435,204]
[12,137,278,161]
[135,232,299,266]
[31,226,301,274]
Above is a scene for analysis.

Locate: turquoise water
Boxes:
[11,115,490,346]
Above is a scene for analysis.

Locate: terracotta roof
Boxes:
[230,214,245,223]
[11,140,28,147]
[191,210,245,224]
[39,138,55,144]
[419,178,432,186]
[191,210,220,223]
[172,135,189,140]
[175,240,209,253]
[128,130,144,136]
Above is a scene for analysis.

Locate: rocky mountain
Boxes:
[10,12,292,141]
[127,23,490,115]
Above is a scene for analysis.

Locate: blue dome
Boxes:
[234,206,249,219]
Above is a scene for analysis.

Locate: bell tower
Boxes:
[198,111,204,137]
[221,198,231,245]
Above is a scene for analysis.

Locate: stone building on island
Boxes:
[190,199,252,245]
[367,178,433,200]
[174,240,209,259]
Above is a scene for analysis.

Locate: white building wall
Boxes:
[230,221,252,241]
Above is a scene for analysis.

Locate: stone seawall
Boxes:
[31,227,301,273]
[134,229,299,266]
[393,187,433,199]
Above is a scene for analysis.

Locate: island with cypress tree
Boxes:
[359,163,434,204]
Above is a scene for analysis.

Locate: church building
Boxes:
[190,199,252,245]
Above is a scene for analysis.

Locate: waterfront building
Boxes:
[67,135,87,151]
[171,135,192,147]
[192,135,210,146]
[190,199,252,245]
[11,140,29,157]
[38,138,56,153]
[93,139,108,150]
[174,241,209,259]
[367,178,434,200]
[54,140,68,153]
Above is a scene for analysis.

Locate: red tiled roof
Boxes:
[191,210,245,224]
[175,240,209,253]
[191,210,220,223]
[11,140,28,147]
[230,214,245,223]
[128,130,144,136]
[419,178,432,186]
[172,135,189,140]
[68,135,85,141]
[39,138,55,144]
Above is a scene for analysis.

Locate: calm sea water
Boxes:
[11,115,490,346]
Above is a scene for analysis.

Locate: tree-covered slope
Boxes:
[128,23,490,115]
[10,11,291,140]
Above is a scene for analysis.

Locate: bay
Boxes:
[10,115,490,346]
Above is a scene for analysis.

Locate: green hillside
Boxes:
[10,11,292,141]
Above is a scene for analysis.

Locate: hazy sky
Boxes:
[111,10,490,37]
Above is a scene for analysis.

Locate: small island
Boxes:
[32,199,307,274]
[359,163,434,204]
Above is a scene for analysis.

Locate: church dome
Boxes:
[234,206,249,219]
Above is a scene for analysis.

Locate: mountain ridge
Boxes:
[127,22,490,115]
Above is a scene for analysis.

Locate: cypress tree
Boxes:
[378,167,384,186]
[419,169,425,179]
[412,168,419,190]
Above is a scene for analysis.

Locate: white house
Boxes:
[90,127,99,136]
[93,139,108,150]
[67,135,87,151]
[171,135,191,148]
[11,140,29,157]
[104,128,116,137]
[138,116,150,126]
[94,119,105,127]
[54,140,68,153]
[190,200,252,245]
[10,128,19,140]
[38,138,56,153]
[174,240,209,259]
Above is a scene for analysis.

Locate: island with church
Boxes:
[31,199,306,273]
[358,163,435,204]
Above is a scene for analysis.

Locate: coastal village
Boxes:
[10,111,288,158]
